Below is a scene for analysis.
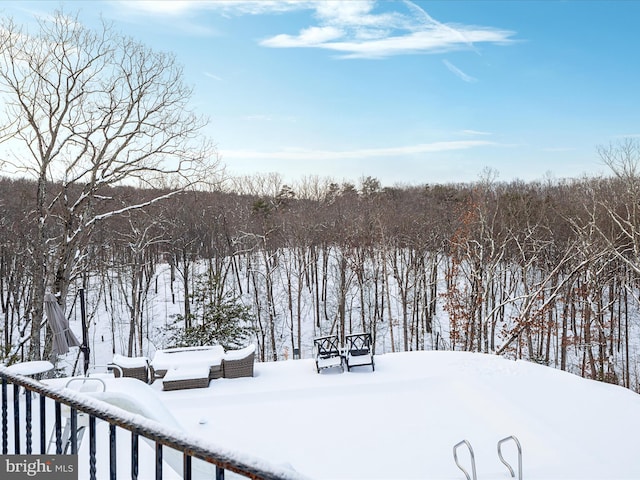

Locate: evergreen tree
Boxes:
[162,274,254,350]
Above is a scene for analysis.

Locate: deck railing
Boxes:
[0,366,304,480]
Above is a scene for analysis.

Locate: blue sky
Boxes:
[3,0,639,187]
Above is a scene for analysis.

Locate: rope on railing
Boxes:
[0,366,306,480]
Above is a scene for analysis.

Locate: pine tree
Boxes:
[162,274,254,350]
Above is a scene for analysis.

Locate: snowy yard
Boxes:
[134,350,640,479]
[5,347,640,479]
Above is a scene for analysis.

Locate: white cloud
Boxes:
[541,147,576,152]
[259,1,515,58]
[443,59,477,83]
[222,140,497,161]
[112,0,314,16]
[263,26,343,47]
[314,1,404,31]
[242,114,298,123]
[204,72,222,81]
[109,1,219,36]
[114,0,516,59]
[244,114,272,121]
[263,27,514,59]
[461,130,492,136]
[112,1,200,15]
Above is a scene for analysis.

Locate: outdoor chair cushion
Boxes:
[316,355,343,369]
[350,349,370,356]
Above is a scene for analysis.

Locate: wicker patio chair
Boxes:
[111,354,153,384]
[222,345,256,379]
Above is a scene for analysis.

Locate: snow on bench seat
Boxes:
[162,364,211,391]
[152,346,224,378]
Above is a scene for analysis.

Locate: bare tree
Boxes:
[0,10,219,359]
[595,140,640,275]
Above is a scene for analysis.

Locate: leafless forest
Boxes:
[4,147,640,391]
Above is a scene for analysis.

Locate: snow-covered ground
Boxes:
[120,350,640,479]
[7,346,640,479]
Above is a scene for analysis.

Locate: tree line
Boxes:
[3,142,640,391]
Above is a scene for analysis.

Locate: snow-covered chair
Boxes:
[110,354,153,384]
[222,344,256,378]
[314,335,343,373]
[344,333,375,372]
